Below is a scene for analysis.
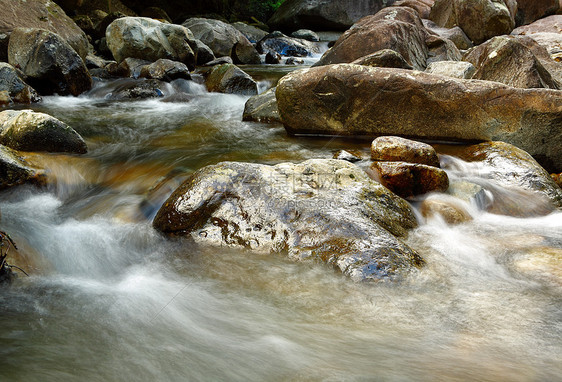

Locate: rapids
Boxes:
[0,69,561,381]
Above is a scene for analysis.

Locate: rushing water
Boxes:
[0,69,561,381]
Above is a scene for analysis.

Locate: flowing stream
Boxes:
[0,68,561,381]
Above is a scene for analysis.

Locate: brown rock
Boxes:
[0,0,89,59]
[423,20,473,50]
[139,59,190,82]
[242,88,281,123]
[371,136,440,167]
[371,161,449,198]
[429,0,517,44]
[552,172,562,188]
[511,15,562,61]
[464,35,562,89]
[392,0,435,19]
[276,64,562,172]
[420,198,472,224]
[316,7,430,70]
[425,61,476,79]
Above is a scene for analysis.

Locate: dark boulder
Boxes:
[257,31,320,58]
[0,110,87,154]
[206,64,258,95]
[139,59,191,82]
[371,161,449,198]
[0,145,46,190]
[0,63,41,104]
[8,28,92,96]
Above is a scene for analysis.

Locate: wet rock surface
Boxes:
[0,110,87,154]
[153,159,424,281]
[0,63,41,104]
[8,28,92,96]
[242,88,281,124]
[0,145,46,190]
[371,136,440,167]
[276,64,562,172]
[371,161,449,198]
[206,64,258,95]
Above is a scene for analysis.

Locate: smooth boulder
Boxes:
[8,28,92,96]
[0,110,87,154]
[153,159,424,281]
[139,59,191,82]
[106,17,196,69]
[257,31,320,57]
[206,64,258,95]
[268,0,395,32]
[429,0,517,44]
[464,35,562,89]
[0,0,89,59]
[0,63,41,104]
[276,64,562,172]
[182,18,260,64]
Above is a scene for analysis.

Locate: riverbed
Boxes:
[0,69,561,381]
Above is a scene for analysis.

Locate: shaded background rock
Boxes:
[464,35,562,89]
[106,17,196,69]
[257,31,320,57]
[429,0,517,44]
[268,0,397,32]
[0,63,41,104]
[153,159,424,281]
[515,0,560,26]
[0,0,90,59]
[8,28,92,96]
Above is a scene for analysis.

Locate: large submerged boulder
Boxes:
[153,159,424,281]
[0,110,87,154]
[8,28,92,96]
[429,0,517,44]
[276,64,562,172]
[106,17,196,69]
[268,0,396,32]
[0,0,89,59]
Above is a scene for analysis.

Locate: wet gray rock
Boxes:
[291,29,319,42]
[206,64,258,95]
[139,59,191,82]
[8,28,93,96]
[193,39,216,66]
[257,31,320,57]
[0,63,41,104]
[0,145,46,190]
[0,110,87,154]
[242,88,281,124]
[153,159,424,281]
[114,57,151,78]
[425,61,476,79]
[232,22,268,44]
[182,18,259,64]
[458,142,562,210]
[104,78,169,100]
[265,51,282,64]
[106,17,196,69]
